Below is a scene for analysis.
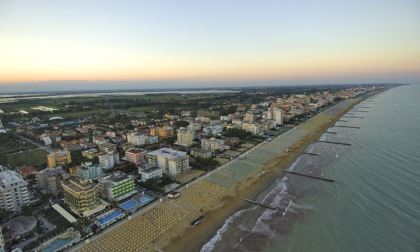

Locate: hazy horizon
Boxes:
[1,1,419,92]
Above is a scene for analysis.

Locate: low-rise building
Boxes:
[201,138,226,152]
[98,142,117,153]
[138,164,162,182]
[82,149,98,159]
[190,148,212,159]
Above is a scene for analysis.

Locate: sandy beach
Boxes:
[75,98,363,252]
[153,99,363,252]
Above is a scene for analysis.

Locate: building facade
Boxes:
[76,162,103,180]
[0,170,30,212]
[201,138,226,152]
[147,148,190,177]
[98,173,136,202]
[127,132,145,146]
[176,127,195,147]
[37,167,69,196]
[61,178,103,217]
[267,107,284,125]
[138,164,162,182]
[98,151,119,170]
[47,150,72,168]
[125,148,146,165]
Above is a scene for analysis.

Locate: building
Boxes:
[61,178,104,217]
[150,126,174,139]
[98,142,117,153]
[127,132,145,146]
[242,122,265,135]
[138,164,162,182]
[0,170,30,212]
[98,151,119,170]
[201,138,226,152]
[267,107,284,125]
[190,148,212,159]
[125,148,146,165]
[81,149,98,159]
[176,127,195,147]
[0,227,5,252]
[147,148,190,177]
[47,150,72,168]
[17,166,37,180]
[98,173,137,202]
[77,162,103,180]
[245,112,257,122]
[37,167,69,196]
[145,135,159,144]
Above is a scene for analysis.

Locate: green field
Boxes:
[6,149,48,168]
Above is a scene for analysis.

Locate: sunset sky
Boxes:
[1,0,419,92]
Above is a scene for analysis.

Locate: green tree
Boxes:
[21,204,34,216]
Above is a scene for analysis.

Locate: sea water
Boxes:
[202,84,420,252]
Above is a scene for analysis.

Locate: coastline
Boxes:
[156,98,365,252]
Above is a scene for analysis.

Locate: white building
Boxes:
[0,170,30,212]
[177,127,195,147]
[98,150,119,170]
[138,164,162,182]
[127,132,145,146]
[201,138,226,152]
[147,148,190,177]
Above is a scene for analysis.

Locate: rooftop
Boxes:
[147,148,186,159]
[0,170,27,187]
[62,178,97,193]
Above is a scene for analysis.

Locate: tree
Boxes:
[0,210,14,221]
[21,204,34,216]
[175,120,190,128]
[26,174,37,185]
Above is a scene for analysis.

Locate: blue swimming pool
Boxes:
[97,210,123,225]
[140,195,152,204]
[119,200,138,211]
[41,237,72,252]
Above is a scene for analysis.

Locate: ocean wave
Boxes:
[200,208,252,252]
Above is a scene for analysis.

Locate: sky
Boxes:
[0,0,419,92]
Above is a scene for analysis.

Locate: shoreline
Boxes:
[157,98,365,252]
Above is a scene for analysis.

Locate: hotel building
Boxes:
[47,150,72,168]
[146,148,189,177]
[61,178,104,217]
[98,173,137,202]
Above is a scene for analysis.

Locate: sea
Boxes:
[201,84,420,252]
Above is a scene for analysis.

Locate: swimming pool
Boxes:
[119,200,138,211]
[41,237,72,252]
[97,210,123,225]
[140,195,152,204]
